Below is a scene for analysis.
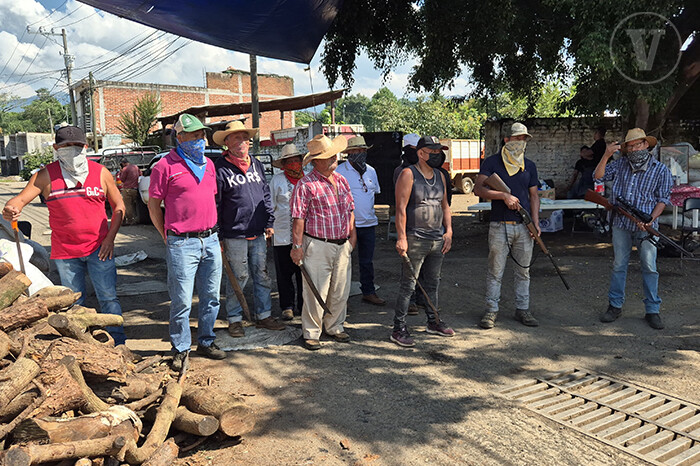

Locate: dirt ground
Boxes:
[1,179,698,466]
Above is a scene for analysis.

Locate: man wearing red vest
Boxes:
[3,126,127,345]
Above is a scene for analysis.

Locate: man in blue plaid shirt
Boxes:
[594,128,672,329]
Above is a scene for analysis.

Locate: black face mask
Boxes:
[427,152,444,168]
[402,146,418,165]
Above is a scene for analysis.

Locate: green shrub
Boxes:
[20,146,53,181]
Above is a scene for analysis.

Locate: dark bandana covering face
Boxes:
[627,149,651,172]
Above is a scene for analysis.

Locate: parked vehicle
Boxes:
[439,138,484,194]
[100,146,160,173]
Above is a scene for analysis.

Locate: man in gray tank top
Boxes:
[391,136,455,347]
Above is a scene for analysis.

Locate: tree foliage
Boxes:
[321,0,700,127]
[0,89,69,134]
[19,146,53,181]
[117,92,162,146]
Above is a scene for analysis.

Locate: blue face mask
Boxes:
[176,138,207,182]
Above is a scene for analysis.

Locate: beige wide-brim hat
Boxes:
[342,135,372,152]
[213,120,259,146]
[510,122,532,141]
[303,134,348,166]
[272,143,303,168]
[622,128,657,152]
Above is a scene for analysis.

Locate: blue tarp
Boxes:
[77,0,343,63]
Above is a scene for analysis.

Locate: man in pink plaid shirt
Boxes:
[291,134,356,350]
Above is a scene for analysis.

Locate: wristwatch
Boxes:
[292,244,303,250]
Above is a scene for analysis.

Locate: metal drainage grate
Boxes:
[499,369,700,466]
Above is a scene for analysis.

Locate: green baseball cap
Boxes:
[174,113,209,134]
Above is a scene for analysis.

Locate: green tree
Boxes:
[321,0,699,129]
[19,146,53,181]
[21,88,67,132]
[117,92,162,145]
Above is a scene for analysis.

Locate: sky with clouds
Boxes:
[0,0,473,108]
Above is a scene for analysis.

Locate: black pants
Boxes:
[273,244,303,314]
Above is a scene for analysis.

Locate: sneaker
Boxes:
[407,303,419,316]
[304,339,321,351]
[171,350,188,371]
[390,327,415,347]
[362,294,386,306]
[479,312,498,329]
[426,321,455,337]
[256,316,286,331]
[330,331,351,343]
[600,305,622,323]
[514,309,539,327]
[645,313,664,330]
[228,321,245,338]
[281,309,294,321]
[196,342,226,360]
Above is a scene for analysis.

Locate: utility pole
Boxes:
[249,55,260,153]
[89,72,98,152]
[27,27,77,125]
[47,108,53,135]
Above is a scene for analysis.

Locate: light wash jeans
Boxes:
[222,236,272,322]
[485,222,533,313]
[55,247,126,345]
[394,236,443,330]
[166,234,222,353]
[609,226,661,314]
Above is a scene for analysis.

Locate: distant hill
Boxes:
[8,92,70,112]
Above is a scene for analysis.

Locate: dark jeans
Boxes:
[394,236,443,330]
[273,244,303,314]
[356,226,377,295]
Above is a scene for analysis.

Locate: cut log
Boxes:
[94,372,164,403]
[74,459,92,466]
[0,358,40,410]
[141,438,178,466]
[68,313,124,329]
[0,381,45,441]
[60,356,109,413]
[124,381,182,465]
[0,387,38,422]
[33,360,85,418]
[32,286,82,311]
[0,270,31,310]
[0,330,11,360]
[92,329,114,347]
[133,355,163,373]
[144,405,218,437]
[181,386,255,437]
[48,314,99,345]
[0,298,48,332]
[12,406,141,444]
[2,434,129,466]
[66,306,97,315]
[46,338,128,382]
[0,261,13,278]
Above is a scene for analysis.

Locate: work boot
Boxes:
[645,313,664,330]
[407,303,419,316]
[479,311,498,329]
[281,309,294,321]
[304,339,321,351]
[196,342,226,360]
[256,316,286,331]
[330,332,351,343]
[514,309,539,327]
[171,350,188,371]
[362,294,386,306]
[227,322,245,338]
[600,305,622,323]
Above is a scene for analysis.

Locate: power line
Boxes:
[27,0,68,27]
[7,36,49,91]
[1,33,39,86]
[119,39,191,82]
[55,10,98,28]
[0,29,26,82]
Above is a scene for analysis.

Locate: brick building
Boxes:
[72,68,294,147]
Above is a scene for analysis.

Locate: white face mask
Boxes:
[54,145,89,186]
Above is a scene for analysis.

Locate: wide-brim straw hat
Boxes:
[272,143,303,168]
[303,134,348,166]
[213,120,259,146]
[622,128,657,152]
[342,135,372,152]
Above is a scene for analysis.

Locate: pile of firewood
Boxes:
[0,265,255,465]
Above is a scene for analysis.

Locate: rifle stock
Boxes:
[484,173,570,290]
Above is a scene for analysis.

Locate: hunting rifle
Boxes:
[584,189,694,257]
[484,173,571,290]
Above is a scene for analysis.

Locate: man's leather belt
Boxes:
[496,221,519,225]
[167,226,218,238]
[304,232,348,245]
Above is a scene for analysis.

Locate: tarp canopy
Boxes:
[77,0,343,63]
[157,89,347,125]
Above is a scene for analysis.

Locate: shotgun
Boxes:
[484,173,570,290]
[584,189,693,257]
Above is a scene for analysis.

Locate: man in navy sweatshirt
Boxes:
[213,121,286,337]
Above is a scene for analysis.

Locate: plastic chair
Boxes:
[680,197,700,266]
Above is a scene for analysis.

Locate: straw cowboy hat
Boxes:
[342,135,372,152]
[213,120,259,146]
[621,128,657,152]
[272,144,303,168]
[303,134,348,166]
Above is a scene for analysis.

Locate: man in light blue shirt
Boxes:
[337,136,385,305]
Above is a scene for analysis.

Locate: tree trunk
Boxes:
[0,298,48,332]
[0,330,11,360]
[0,358,40,410]
[141,438,178,466]
[32,286,82,311]
[33,360,86,418]
[634,96,650,130]
[1,434,129,466]
[144,405,218,437]
[48,314,99,345]
[0,270,31,310]
[94,372,164,403]
[60,356,110,413]
[181,386,255,437]
[0,387,38,422]
[47,338,128,382]
[0,262,13,279]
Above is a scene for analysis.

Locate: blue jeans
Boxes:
[485,222,533,312]
[166,234,222,353]
[356,226,377,295]
[609,226,661,314]
[223,236,272,322]
[55,247,126,345]
[394,236,443,329]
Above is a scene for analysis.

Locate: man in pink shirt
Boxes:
[290,134,356,350]
[148,114,225,370]
[118,158,141,225]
